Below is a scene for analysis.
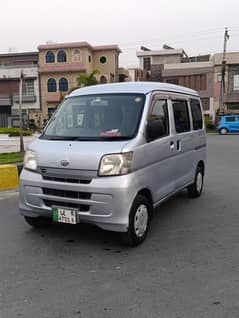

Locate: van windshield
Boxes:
[41,94,146,141]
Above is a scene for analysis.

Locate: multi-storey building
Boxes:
[213,52,239,114]
[136,47,239,120]
[38,42,121,118]
[0,52,40,127]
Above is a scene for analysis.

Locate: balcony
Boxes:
[0,95,11,106]
[13,94,36,103]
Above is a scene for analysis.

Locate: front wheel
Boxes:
[187,166,204,198]
[219,128,228,135]
[120,195,152,246]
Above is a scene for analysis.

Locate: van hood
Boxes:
[29,139,130,171]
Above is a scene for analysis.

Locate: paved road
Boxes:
[0,135,239,318]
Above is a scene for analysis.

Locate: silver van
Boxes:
[19,82,206,246]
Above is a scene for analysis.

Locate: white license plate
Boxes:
[52,207,78,224]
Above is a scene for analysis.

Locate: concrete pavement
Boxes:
[0,134,39,153]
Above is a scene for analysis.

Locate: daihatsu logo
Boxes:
[60,160,69,167]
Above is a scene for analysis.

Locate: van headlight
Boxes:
[24,150,37,171]
[98,152,133,176]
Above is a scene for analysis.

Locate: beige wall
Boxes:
[40,72,80,117]
[92,50,118,82]
[39,47,93,71]
[39,46,120,118]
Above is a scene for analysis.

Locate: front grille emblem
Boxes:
[60,160,69,167]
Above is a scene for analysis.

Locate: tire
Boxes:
[24,216,52,228]
[187,166,204,198]
[219,128,228,135]
[120,195,152,246]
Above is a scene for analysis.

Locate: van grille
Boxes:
[43,200,89,211]
[40,168,92,184]
[42,188,91,200]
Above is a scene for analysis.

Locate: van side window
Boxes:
[190,99,203,130]
[149,100,169,138]
[172,100,190,133]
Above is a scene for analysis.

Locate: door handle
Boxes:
[169,141,175,149]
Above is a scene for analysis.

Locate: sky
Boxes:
[1,0,239,67]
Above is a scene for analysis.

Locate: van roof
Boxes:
[68,82,199,98]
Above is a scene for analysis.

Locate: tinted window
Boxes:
[190,99,203,130]
[47,78,57,92]
[57,50,67,62]
[59,78,68,92]
[172,100,190,133]
[45,51,55,63]
[225,117,236,122]
[149,100,169,138]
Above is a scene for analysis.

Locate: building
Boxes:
[0,52,40,128]
[137,48,214,116]
[213,52,239,115]
[38,42,121,118]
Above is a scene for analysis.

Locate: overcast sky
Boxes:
[1,0,239,67]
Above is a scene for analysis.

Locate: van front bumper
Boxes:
[19,168,139,232]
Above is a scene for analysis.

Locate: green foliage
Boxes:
[0,152,24,165]
[77,70,99,88]
[0,128,32,136]
[205,117,215,131]
[28,119,37,130]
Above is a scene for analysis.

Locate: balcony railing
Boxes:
[13,94,37,103]
[0,64,38,69]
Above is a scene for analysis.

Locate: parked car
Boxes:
[19,82,206,246]
[216,115,239,134]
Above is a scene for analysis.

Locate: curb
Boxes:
[0,164,19,191]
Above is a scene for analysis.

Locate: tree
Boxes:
[77,69,99,87]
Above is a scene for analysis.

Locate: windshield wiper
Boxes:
[40,135,132,141]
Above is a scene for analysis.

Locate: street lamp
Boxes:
[19,70,24,153]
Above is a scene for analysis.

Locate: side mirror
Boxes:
[146,120,165,142]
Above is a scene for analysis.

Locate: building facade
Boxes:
[38,42,121,118]
[213,52,239,115]
[0,52,40,127]
[137,48,239,119]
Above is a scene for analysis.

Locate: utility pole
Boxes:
[219,27,230,114]
[19,70,24,153]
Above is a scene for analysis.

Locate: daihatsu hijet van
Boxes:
[20,82,206,246]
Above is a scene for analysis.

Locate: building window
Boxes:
[143,57,151,71]
[72,49,80,62]
[100,56,107,64]
[57,50,67,63]
[23,80,34,96]
[88,55,92,63]
[45,51,55,63]
[59,78,68,92]
[227,103,239,110]
[100,76,107,84]
[201,98,210,111]
[233,74,239,91]
[47,78,57,92]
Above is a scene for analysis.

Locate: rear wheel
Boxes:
[120,195,152,246]
[187,166,204,198]
[24,216,52,228]
[219,128,228,135]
